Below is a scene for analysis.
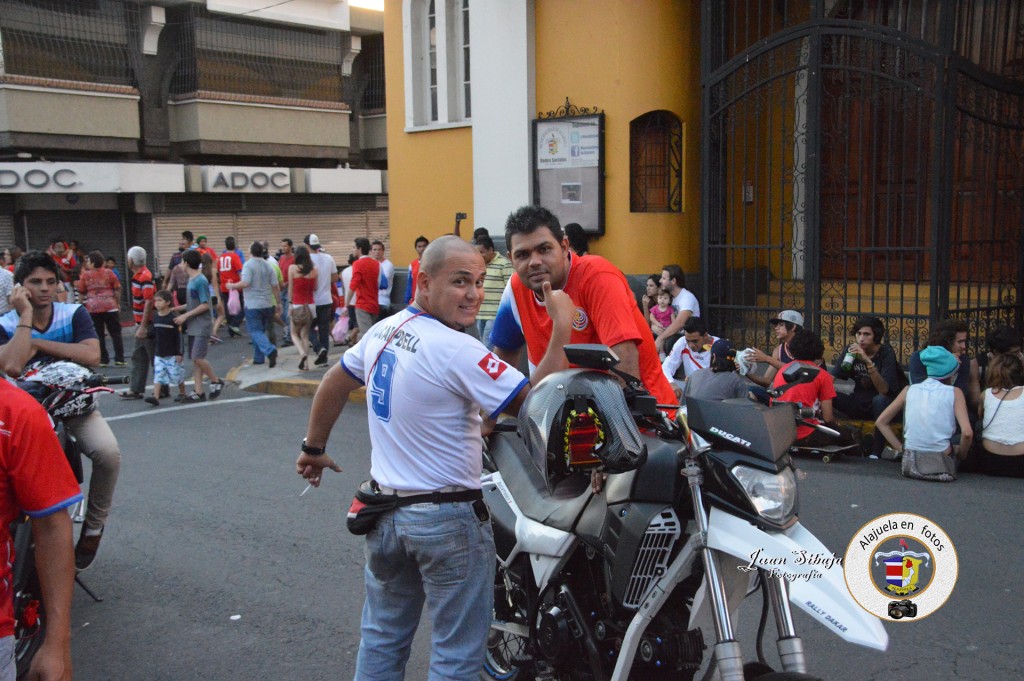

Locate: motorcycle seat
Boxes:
[490,433,592,533]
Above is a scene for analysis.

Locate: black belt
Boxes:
[394,489,483,507]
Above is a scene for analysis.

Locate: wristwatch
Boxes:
[301,438,326,456]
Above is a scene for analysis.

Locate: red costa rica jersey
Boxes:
[217,251,243,292]
[499,254,676,408]
[0,381,82,637]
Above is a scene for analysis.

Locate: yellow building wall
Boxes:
[535,0,702,276]
[383,2,475,268]
[385,0,701,275]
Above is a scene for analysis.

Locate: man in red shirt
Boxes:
[46,238,77,303]
[349,237,380,341]
[218,236,244,336]
[490,205,676,408]
[404,235,429,305]
[277,239,296,346]
[125,245,156,399]
[0,379,79,681]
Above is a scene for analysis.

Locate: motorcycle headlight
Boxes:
[731,465,797,524]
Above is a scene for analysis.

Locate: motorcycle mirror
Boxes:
[563,344,620,370]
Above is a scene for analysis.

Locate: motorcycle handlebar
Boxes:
[89,374,131,386]
[797,419,842,438]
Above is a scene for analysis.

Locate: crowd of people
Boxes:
[646,293,1023,478]
[3,206,1023,681]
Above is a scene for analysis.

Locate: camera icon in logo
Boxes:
[888,599,918,620]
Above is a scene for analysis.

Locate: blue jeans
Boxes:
[475,318,496,350]
[280,291,291,342]
[354,501,495,681]
[0,635,14,681]
[244,306,277,362]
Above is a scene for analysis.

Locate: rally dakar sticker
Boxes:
[477,353,508,380]
[571,308,589,331]
[844,512,957,622]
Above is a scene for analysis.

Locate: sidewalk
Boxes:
[226,341,365,402]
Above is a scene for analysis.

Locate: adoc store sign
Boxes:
[0,163,185,193]
[202,166,291,193]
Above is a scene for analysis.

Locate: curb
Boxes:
[226,362,366,402]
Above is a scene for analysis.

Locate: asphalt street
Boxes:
[65,334,1023,680]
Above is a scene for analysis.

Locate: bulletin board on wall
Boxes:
[532,105,605,236]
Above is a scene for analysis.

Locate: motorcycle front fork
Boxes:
[683,458,807,680]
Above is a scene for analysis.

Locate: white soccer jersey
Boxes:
[662,335,719,381]
[340,306,529,491]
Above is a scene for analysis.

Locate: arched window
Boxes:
[630,110,682,212]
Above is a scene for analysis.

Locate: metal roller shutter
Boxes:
[236,210,390,261]
[23,211,123,265]
[153,214,236,274]
[155,209,390,273]
[0,215,14,250]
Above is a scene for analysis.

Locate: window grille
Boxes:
[0,0,135,87]
[170,6,347,105]
[630,111,682,213]
[360,34,386,112]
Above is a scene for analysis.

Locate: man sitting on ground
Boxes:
[653,264,701,354]
[908,319,981,412]
[683,339,754,402]
[661,316,718,397]
[829,315,906,458]
[746,310,804,388]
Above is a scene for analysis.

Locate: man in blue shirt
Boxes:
[0,251,121,571]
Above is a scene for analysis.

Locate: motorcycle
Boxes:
[11,360,122,679]
[480,344,887,681]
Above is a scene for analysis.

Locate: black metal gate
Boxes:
[701,1,1024,362]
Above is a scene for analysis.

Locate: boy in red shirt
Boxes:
[217,236,244,337]
[771,329,857,449]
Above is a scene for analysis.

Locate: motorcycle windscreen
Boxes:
[705,508,888,652]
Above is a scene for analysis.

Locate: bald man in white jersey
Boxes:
[296,236,576,681]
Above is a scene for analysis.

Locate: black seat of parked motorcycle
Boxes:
[490,433,592,533]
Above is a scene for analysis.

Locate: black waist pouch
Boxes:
[346,480,397,535]
[346,480,485,535]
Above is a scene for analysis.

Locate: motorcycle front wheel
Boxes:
[482,558,536,681]
[482,626,532,681]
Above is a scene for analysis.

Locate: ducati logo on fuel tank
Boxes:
[709,426,751,448]
[844,512,958,622]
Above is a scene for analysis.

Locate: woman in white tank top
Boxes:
[978,354,1024,477]
[876,346,974,459]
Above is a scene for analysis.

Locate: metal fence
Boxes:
[169,5,346,104]
[0,0,136,86]
[360,34,386,112]
[701,0,1024,362]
